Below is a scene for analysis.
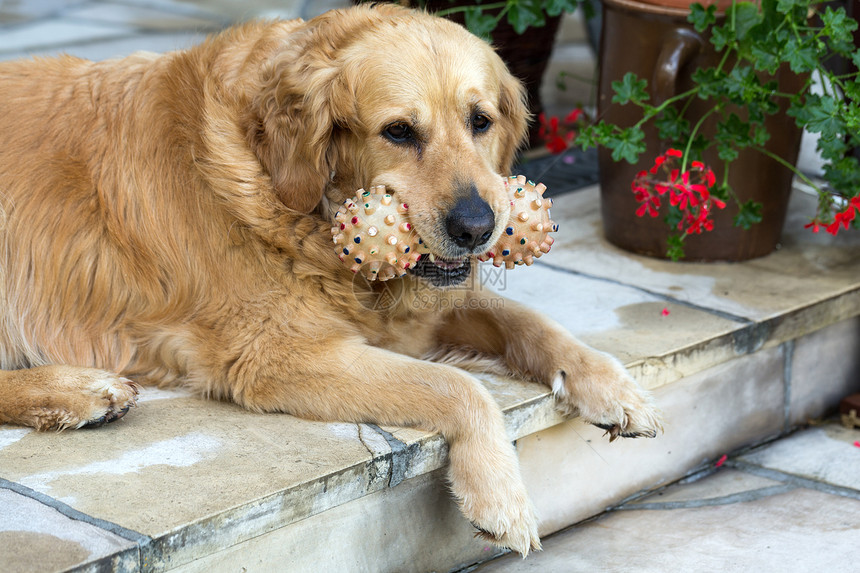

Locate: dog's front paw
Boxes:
[27,365,141,430]
[447,430,541,556]
[79,371,141,428]
[462,479,541,556]
[550,350,662,441]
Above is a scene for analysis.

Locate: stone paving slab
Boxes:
[623,468,788,506]
[487,263,745,383]
[1,4,859,569]
[736,424,860,492]
[546,187,860,325]
[1,184,859,571]
[0,488,139,573]
[0,0,348,62]
[477,482,860,572]
[476,423,860,573]
[517,345,789,536]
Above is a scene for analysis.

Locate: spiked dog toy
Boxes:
[478,175,557,269]
[331,176,556,281]
[331,186,426,281]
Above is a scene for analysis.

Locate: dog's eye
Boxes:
[383,123,414,144]
[471,113,492,134]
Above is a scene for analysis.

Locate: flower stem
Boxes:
[434,2,508,17]
[753,145,822,192]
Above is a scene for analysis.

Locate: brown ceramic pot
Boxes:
[598,0,805,261]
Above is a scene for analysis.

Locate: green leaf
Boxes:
[710,26,732,52]
[607,127,646,164]
[784,37,818,73]
[654,106,691,145]
[545,0,579,17]
[463,8,498,39]
[611,72,649,105]
[665,235,686,261]
[752,123,770,146]
[688,3,717,32]
[575,121,614,149]
[734,201,763,229]
[775,0,803,15]
[821,7,858,45]
[664,204,683,230]
[790,94,845,140]
[717,143,740,162]
[823,157,860,196]
[750,45,780,74]
[723,66,760,104]
[729,2,764,43]
[816,134,849,159]
[507,0,545,34]
[691,67,727,98]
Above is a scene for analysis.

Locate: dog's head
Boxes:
[245,5,528,286]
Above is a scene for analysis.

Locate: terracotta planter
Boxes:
[636,0,735,10]
[598,0,805,261]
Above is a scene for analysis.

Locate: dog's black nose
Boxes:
[445,187,495,251]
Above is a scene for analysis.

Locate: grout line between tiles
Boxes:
[782,339,795,433]
[614,484,796,511]
[533,259,754,325]
[0,477,151,544]
[728,460,860,502]
[99,0,228,21]
[366,424,410,488]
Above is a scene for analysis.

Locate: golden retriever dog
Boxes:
[0,5,660,554]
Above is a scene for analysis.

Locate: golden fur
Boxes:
[0,5,660,554]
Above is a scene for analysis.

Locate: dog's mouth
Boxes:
[408,252,472,287]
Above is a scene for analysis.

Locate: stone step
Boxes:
[473,421,860,572]
[1,185,859,573]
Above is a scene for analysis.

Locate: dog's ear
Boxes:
[496,70,530,173]
[246,43,353,214]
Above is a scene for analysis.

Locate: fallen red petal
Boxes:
[715,454,728,467]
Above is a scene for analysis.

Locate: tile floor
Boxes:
[1,3,859,572]
[0,0,346,62]
[474,421,860,572]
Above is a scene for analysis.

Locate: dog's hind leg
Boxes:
[0,365,140,431]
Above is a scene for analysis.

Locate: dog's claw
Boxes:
[593,422,657,441]
[471,522,501,542]
[82,415,108,429]
[82,405,132,429]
